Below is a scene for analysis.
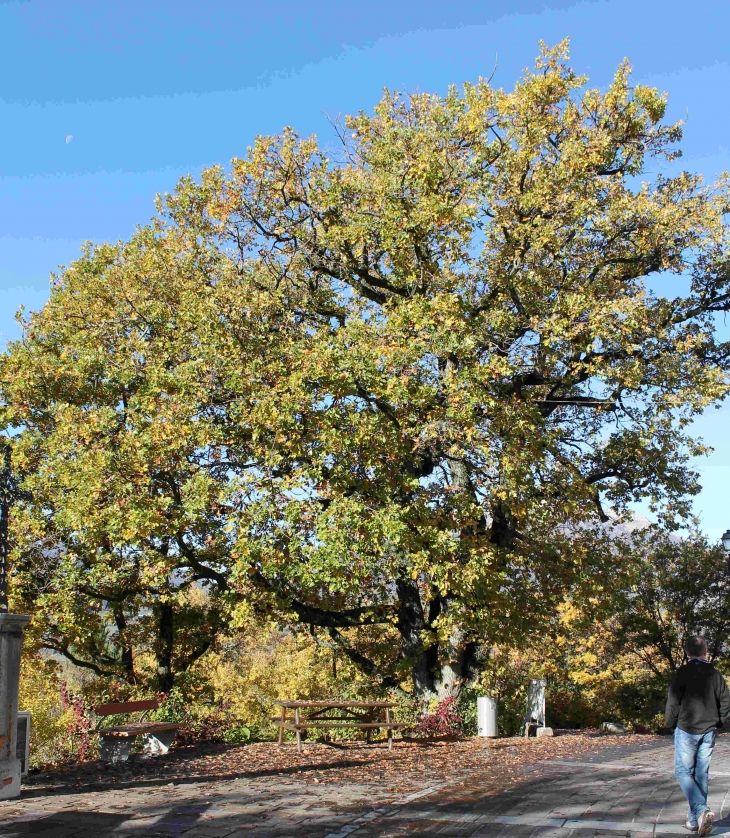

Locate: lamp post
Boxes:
[722,530,730,560]
[0,442,31,800]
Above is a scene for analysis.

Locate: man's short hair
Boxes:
[685,636,708,658]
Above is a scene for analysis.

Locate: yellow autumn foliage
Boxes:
[17,654,77,768]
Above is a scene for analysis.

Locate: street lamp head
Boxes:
[722,530,730,555]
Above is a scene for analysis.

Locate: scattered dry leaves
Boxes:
[23,731,662,800]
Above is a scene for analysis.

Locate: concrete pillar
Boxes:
[0,613,31,800]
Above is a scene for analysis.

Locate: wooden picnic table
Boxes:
[273,700,407,753]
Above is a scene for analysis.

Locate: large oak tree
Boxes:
[2,43,729,699]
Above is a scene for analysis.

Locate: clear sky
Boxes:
[1,0,728,540]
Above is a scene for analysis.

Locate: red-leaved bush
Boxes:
[414,697,464,737]
[59,681,94,761]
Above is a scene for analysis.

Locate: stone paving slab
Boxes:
[4,736,730,837]
[347,737,730,837]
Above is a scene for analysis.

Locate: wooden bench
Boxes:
[94,699,182,763]
[274,700,408,753]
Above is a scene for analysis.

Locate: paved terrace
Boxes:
[2,735,730,837]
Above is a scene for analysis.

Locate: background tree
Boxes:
[613,528,730,674]
[3,41,730,702]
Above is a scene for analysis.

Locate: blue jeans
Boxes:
[674,727,716,824]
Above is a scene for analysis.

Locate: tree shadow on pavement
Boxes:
[19,757,384,798]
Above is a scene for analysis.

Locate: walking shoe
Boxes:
[698,810,715,836]
[685,821,699,832]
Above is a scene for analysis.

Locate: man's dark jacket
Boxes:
[665,660,730,734]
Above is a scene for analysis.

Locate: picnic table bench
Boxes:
[274,700,407,752]
[94,699,182,763]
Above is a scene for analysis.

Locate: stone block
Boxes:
[0,614,31,801]
[600,721,629,734]
[100,735,135,763]
[144,728,177,755]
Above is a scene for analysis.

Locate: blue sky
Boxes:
[1,0,729,540]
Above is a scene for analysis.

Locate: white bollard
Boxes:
[477,696,497,737]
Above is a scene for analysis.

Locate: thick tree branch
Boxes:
[326,627,401,691]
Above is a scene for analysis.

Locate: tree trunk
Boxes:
[402,636,481,707]
[396,581,483,707]
[112,607,136,685]
[155,601,174,692]
[429,634,483,701]
[396,578,437,699]
[396,379,489,705]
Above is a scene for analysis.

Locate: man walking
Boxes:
[666,636,730,835]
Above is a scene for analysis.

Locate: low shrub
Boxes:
[413,697,464,737]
